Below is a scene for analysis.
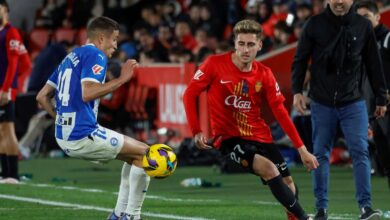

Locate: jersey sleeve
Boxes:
[47,68,59,88]
[0,28,22,92]
[17,50,32,93]
[263,67,285,105]
[263,67,303,148]
[80,52,107,84]
[183,57,215,136]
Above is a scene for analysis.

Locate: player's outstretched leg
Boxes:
[252,154,310,220]
[115,136,150,220]
[107,162,132,220]
[120,165,150,220]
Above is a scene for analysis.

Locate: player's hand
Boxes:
[120,59,138,82]
[0,91,10,106]
[293,93,307,115]
[374,105,387,119]
[298,146,319,171]
[194,132,213,150]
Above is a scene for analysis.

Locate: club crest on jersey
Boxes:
[255,81,262,93]
[9,39,22,52]
[92,64,104,75]
[110,137,119,147]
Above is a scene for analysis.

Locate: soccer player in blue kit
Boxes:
[36,16,149,220]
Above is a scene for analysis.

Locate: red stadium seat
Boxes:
[29,28,50,54]
[125,82,150,120]
[53,28,76,44]
[76,28,87,45]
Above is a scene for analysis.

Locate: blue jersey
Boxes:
[47,44,107,141]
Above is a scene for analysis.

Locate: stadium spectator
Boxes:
[292,0,387,219]
[293,2,313,25]
[19,41,73,159]
[198,2,221,39]
[34,0,62,29]
[168,46,193,63]
[187,3,202,34]
[215,40,233,54]
[36,17,150,220]
[312,0,326,15]
[262,0,289,37]
[183,19,318,220]
[137,29,166,62]
[272,20,295,50]
[257,1,273,24]
[0,0,30,184]
[156,24,173,52]
[356,0,390,189]
[174,20,197,51]
[27,41,71,93]
[292,20,305,40]
[193,28,209,55]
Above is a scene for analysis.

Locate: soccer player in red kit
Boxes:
[183,19,318,220]
[0,0,31,183]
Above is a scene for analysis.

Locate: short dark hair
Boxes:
[87,16,119,39]
[0,0,9,12]
[233,19,262,40]
[355,0,379,14]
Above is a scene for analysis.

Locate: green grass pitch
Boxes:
[0,158,389,219]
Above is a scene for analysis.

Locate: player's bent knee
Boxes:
[252,155,279,180]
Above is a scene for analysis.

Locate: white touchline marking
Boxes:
[22,183,356,219]
[0,194,214,220]
[253,201,279,205]
[146,195,220,202]
[27,183,221,202]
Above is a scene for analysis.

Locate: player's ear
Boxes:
[258,40,263,52]
[98,32,105,44]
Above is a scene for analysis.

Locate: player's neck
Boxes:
[0,20,7,30]
[231,53,252,72]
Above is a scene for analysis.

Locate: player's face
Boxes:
[328,0,353,16]
[357,7,380,28]
[0,5,8,25]
[234,33,262,64]
[102,30,119,58]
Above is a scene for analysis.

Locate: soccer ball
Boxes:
[142,144,177,178]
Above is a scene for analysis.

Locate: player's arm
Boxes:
[183,83,212,150]
[0,29,20,106]
[264,68,318,170]
[271,102,318,170]
[183,61,214,150]
[36,84,56,118]
[17,47,32,93]
[82,59,137,102]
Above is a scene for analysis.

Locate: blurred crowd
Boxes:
[14,0,390,159]
[28,0,389,66]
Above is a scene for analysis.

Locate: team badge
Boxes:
[110,137,118,147]
[193,70,204,80]
[275,82,281,96]
[92,64,104,75]
[255,81,262,93]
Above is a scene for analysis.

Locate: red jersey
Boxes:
[0,23,30,100]
[183,52,303,149]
